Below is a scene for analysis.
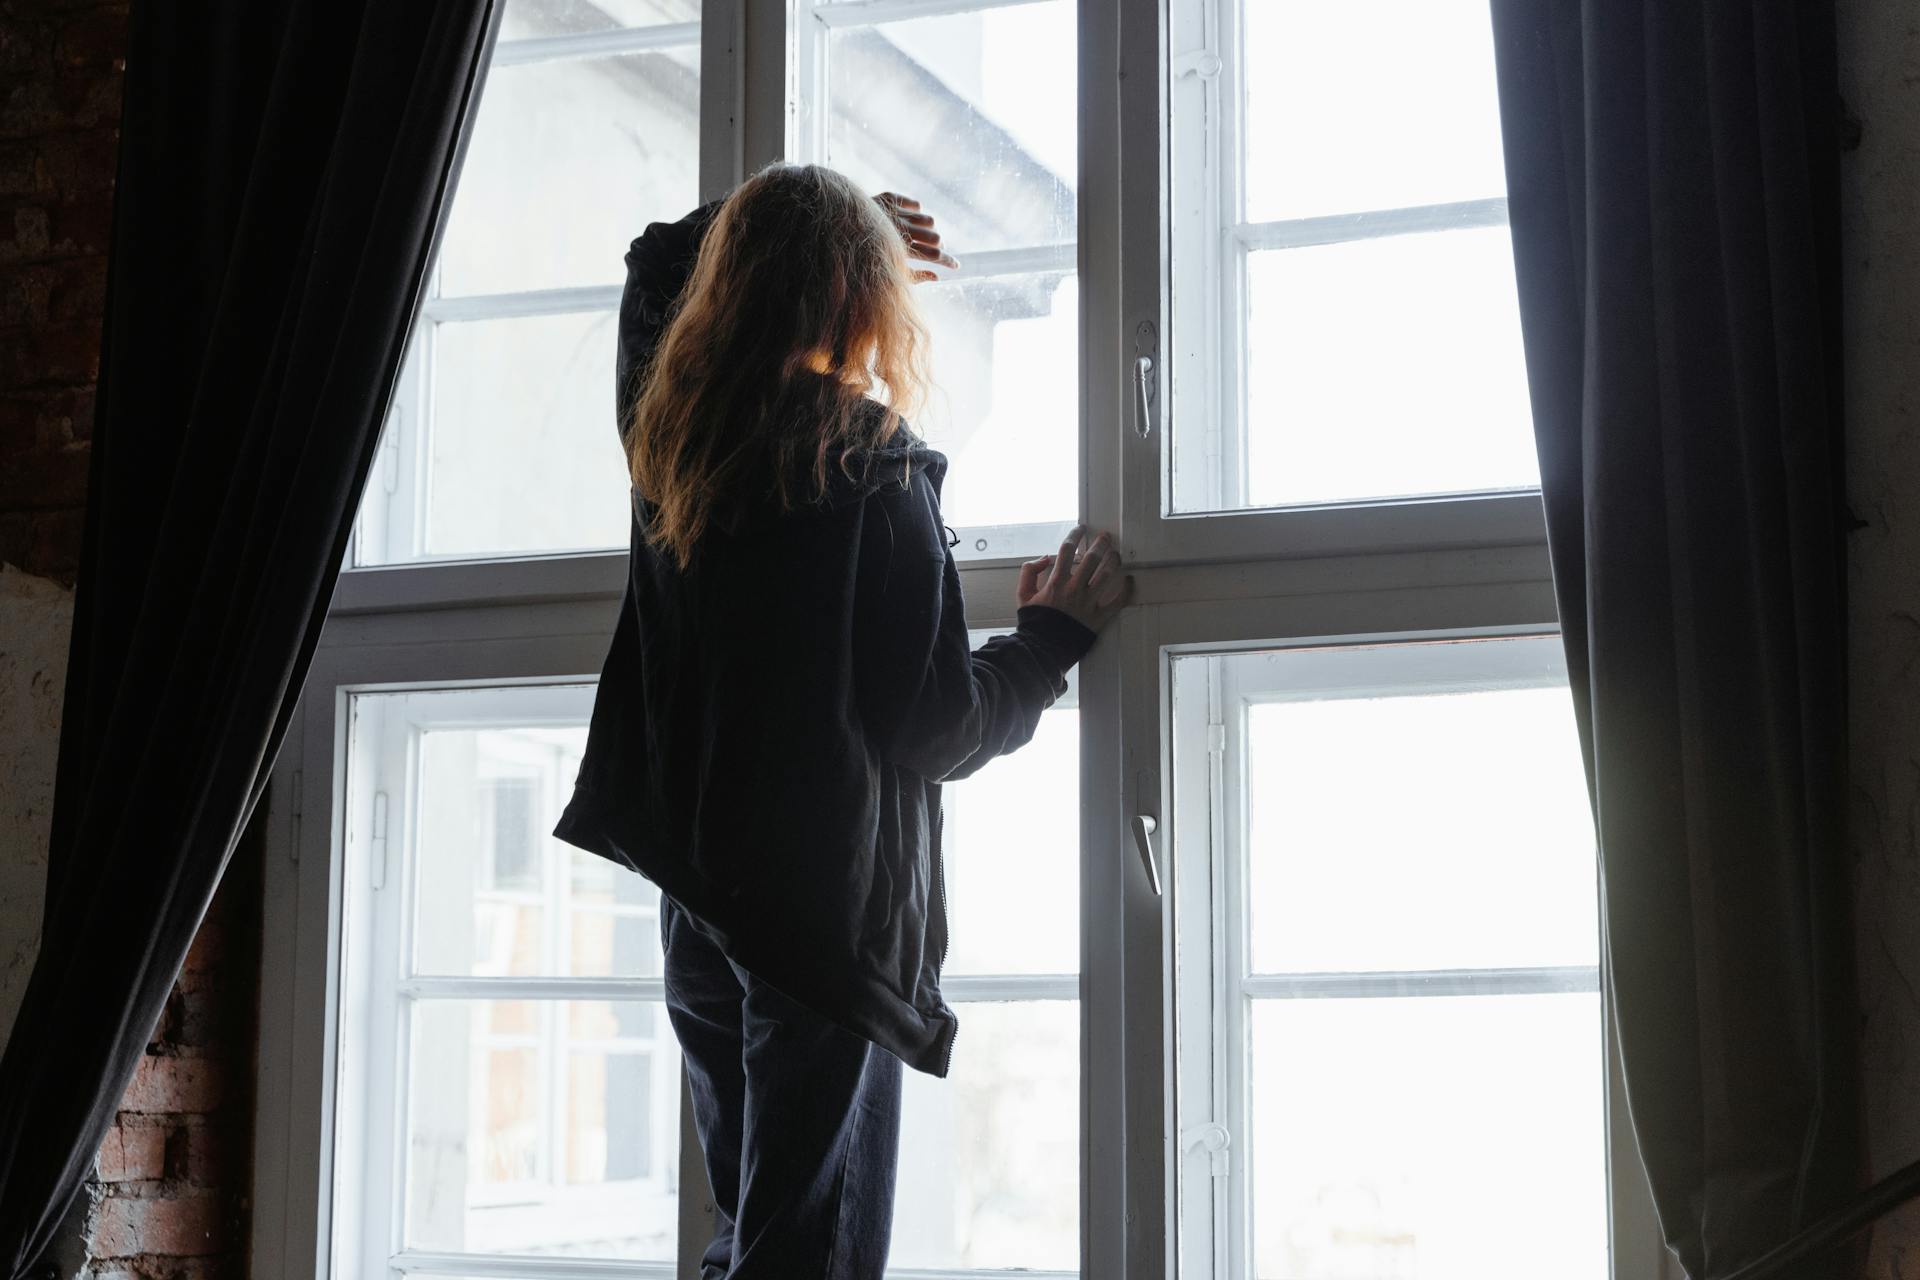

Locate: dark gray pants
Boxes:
[661,895,904,1279]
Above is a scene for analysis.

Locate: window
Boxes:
[354,2,701,566]
[1169,637,1605,1279]
[255,3,1669,1279]
[791,0,1080,558]
[891,648,1080,1275]
[334,685,681,1278]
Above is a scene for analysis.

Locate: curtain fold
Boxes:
[0,0,499,1273]
[1488,2,1858,1276]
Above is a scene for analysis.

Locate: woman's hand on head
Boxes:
[875,192,959,283]
[1017,527,1133,634]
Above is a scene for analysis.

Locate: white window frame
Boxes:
[1167,635,1605,1279]
[251,2,1680,1278]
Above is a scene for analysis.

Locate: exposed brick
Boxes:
[89,1193,222,1259]
[52,8,127,72]
[0,140,43,196]
[5,319,97,385]
[0,440,88,507]
[3,202,51,260]
[0,263,53,324]
[121,1055,227,1116]
[47,248,105,320]
[183,1124,236,1188]
[26,505,84,584]
[95,1121,167,1183]
[47,190,111,254]
[180,912,227,975]
[0,395,33,452]
[39,127,115,194]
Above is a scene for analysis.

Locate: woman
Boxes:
[552,163,1128,1279]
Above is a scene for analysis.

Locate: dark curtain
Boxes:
[0,0,499,1273]
[1488,2,1858,1277]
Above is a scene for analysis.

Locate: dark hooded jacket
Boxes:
[550,202,1095,1077]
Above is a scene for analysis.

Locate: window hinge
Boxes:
[1207,721,1226,757]
[1172,48,1223,80]
[370,790,390,891]
[1182,1121,1233,1177]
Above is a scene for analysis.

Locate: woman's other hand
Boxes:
[1017,527,1132,633]
[875,192,959,283]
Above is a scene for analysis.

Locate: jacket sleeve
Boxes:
[615,200,723,444]
[857,477,1098,783]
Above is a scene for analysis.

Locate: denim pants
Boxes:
[661,894,904,1279]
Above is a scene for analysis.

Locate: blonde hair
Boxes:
[627,163,932,568]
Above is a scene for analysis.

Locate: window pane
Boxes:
[502,0,698,41]
[804,1,1080,546]
[893,1001,1078,1273]
[1244,228,1537,507]
[381,685,662,979]
[1247,684,1598,974]
[406,999,678,1261]
[942,704,1078,977]
[1241,0,1507,222]
[911,270,1078,534]
[1248,994,1606,1280]
[424,311,629,562]
[824,3,1075,254]
[437,48,699,296]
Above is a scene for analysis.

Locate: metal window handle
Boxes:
[1133,354,1155,439]
[1131,813,1162,896]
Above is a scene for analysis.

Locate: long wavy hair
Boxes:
[627,163,931,568]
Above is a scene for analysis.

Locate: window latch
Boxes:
[1181,1121,1232,1177]
[1171,49,1224,81]
[1130,813,1162,896]
[1133,320,1159,440]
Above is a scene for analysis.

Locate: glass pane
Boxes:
[892,1001,1077,1273]
[1241,0,1507,223]
[425,311,630,562]
[824,3,1075,254]
[910,270,1078,533]
[942,702,1078,977]
[1249,994,1606,1280]
[438,49,699,296]
[1244,227,1537,507]
[407,999,679,1261]
[502,0,698,41]
[367,685,661,979]
[1246,683,1597,974]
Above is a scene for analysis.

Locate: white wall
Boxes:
[1841,1,1920,1272]
[0,563,73,1051]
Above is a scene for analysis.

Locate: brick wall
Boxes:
[0,2,262,1277]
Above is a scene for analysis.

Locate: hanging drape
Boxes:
[0,0,499,1273]
[1488,2,1860,1276]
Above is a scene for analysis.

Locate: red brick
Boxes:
[0,264,52,324]
[39,127,115,194]
[53,9,127,72]
[47,252,105,322]
[0,395,33,452]
[89,1193,222,1259]
[0,441,87,507]
[95,1120,167,1183]
[0,141,43,196]
[180,914,227,975]
[27,505,84,584]
[5,319,97,385]
[47,191,111,254]
[3,202,51,260]
[120,1055,227,1116]
[183,1124,236,1187]
[29,382,95,445]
